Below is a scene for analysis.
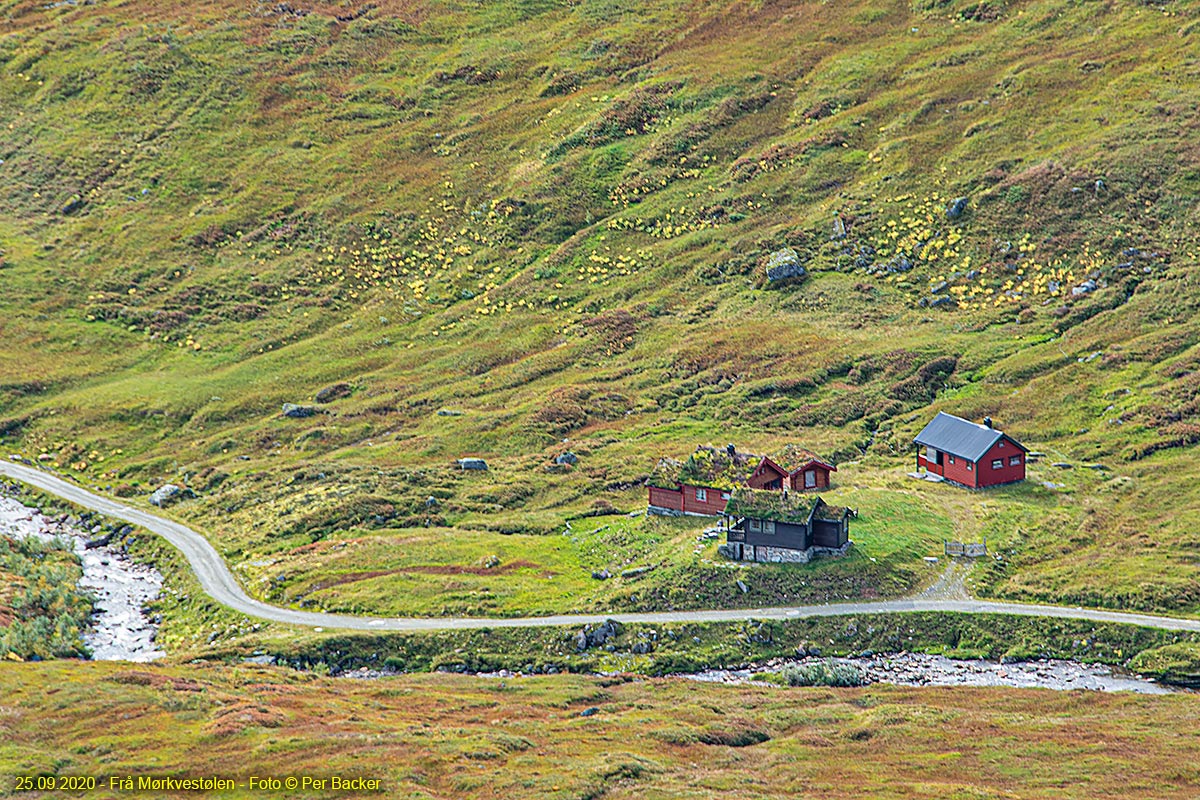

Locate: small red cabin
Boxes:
[746,450,836,492]
[914,412,1026,489]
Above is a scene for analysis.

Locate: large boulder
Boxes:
[457,458,489,471]
[149,484,182,507]
[555,451,579,466]
[282,403,318,418]
[946,196,969,219]
[765,248,807,283]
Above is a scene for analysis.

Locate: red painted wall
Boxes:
[976,439,1025,487]
[648,485,684,511]
[680,484,731,515]
[747,462,786,490]
[648,484,729,515]
[787,465,831,491]
[941,451,979,488]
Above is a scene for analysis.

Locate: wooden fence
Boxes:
[944,540,987,558]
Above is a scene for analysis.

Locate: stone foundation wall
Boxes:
[718,541,852,564]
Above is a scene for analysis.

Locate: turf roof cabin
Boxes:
[746,444,836,492]
[647,444,838,516]
[646,445,756,516]
[719,489,852,564]
[914,412,1027,489]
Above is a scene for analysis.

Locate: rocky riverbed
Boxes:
[0,495,164,662]
[687,652,1176,694]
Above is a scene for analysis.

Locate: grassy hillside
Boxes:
[2,0,1200,622]
[2,662,1199,799]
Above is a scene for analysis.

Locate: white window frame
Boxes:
[991,459,1003,470]
[804,470,816,488]
[721,491,731,500]
[948,455,955,465]
[966,462,973,471]
[696,488,707,502]
[1009,455,1021,466]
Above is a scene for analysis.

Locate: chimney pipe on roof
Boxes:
[984,416,993,428]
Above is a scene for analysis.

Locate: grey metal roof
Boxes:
[913,412,1024,461]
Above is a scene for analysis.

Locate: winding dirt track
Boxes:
[4,460,1199,633]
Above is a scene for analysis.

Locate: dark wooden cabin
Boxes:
[720,489,851,563]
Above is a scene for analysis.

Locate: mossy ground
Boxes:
[3,0,1200,631]
[2,661,1200,799]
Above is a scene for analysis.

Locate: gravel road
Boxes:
[4,459,1200,634]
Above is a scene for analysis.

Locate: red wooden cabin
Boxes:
[914,412,1026,489]
[648,444,837,516]
[746,448,836,492]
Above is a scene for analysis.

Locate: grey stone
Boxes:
[929,296,957,309]
[282,403,317,418]
[1071,279,1097,296]
[579,707,599,717]
[930,280,949,295]
[631,640,653,655]
[946,196,969,219]
[437,409,463,417]
[574,630,589,652]
[555,451,579,466]
[241,655,275,666]
[148,484,182,507]
[765,248,808,283]
[457,458,489,471]
[314,383,351,403]
[587,620,618,648]
[591,568,611,580]
[425,495,439,508]
[736,580,749,594]
[620,565,653,578]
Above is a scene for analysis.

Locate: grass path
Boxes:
[4,459,1200,635]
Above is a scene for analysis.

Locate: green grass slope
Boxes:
[2,0,1200,622]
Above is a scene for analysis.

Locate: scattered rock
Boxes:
[579,707,599,717]
[927,296,957,309]
[574,630,589,652]
[736,579,749,594]
[437,409,464,417]
[1071,279,1098,296]
[1051,462,1072,469]
[314,383,352,403]
[148,484,183,508]
[930,280,949,295]
[457,458,488,471]
[631,640,653,655]
[282,403,318,418]
[425,496,439,508]
[84,532,114,549]
[555,451,579,466]
[946,196,969,219]
[587,620,619,648]
[591,568,611,580]
[620,565,654,579]
[241,655,275,666]
[765,248,808,283]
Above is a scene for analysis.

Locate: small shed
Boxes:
[914,412,1026,488]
